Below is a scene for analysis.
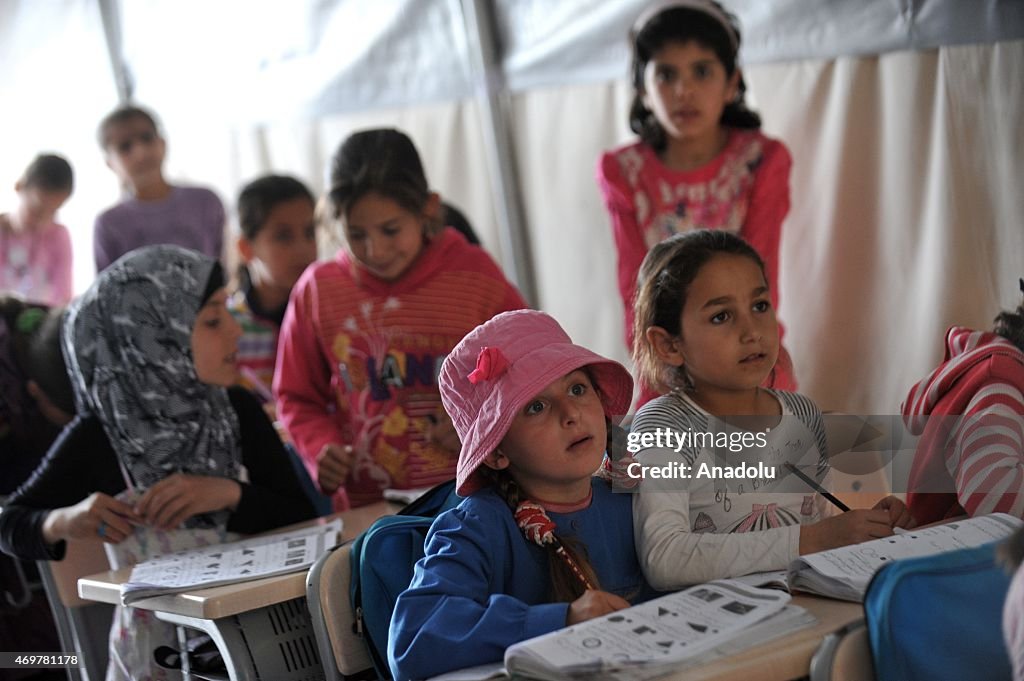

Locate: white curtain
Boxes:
[755,41,1024,414]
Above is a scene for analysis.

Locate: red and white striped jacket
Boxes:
[903,326,1024,524]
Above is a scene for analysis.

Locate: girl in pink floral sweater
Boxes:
[597,1,795,401]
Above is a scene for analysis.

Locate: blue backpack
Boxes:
[349,480,460,679]
[863,540,1012,681]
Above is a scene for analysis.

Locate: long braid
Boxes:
[480,467,601,601]
[515,502,596,592]
[492,468,523,511]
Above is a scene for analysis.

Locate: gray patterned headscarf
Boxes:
[63,245,241,495]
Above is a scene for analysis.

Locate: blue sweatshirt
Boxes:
[388,478,653,679]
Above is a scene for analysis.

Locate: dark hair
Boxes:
[993,282,1024,352]
[632,229,766,391]
[478,466,602,602]
[237,174,315,240]
[0,297,74,417]
[629,2,760,152]
[199,262,226,309]
[20,154,73,194]
[326,128,441,235]
[97,104,161,150]
[442,201,481,245]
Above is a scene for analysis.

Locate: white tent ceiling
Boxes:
[103,0,1024,121]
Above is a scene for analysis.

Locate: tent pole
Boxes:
[460,0,538,306]
[97,0,132,103]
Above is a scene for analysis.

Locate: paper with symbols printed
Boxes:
[119,519,341,605]
[503,581,813,680]
[787,512,1022,602]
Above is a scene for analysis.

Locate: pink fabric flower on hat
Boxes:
[467,346,510,385]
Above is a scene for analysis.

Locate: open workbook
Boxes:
[787,512,1022,602]
[119,519,342,605]
[429,581,815,681]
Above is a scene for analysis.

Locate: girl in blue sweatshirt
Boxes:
[388,310,653,679]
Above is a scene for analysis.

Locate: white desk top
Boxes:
[77,500,399,620]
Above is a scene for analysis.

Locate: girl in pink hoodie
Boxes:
[274,129,526,510]
[902,281,1024,525]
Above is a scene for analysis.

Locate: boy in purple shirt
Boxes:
[93,105,225,272]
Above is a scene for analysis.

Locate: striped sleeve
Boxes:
[950,382,1024,518]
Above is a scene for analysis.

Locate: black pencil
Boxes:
[783,462,850,512]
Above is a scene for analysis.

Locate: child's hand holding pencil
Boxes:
[783,461,915,529]
[787,461,917,554]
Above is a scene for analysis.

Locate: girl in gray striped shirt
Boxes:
[628,230,912,589]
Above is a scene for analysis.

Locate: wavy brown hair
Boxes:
[993,282,1024,351]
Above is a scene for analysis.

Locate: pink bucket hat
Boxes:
[439,309,633,496]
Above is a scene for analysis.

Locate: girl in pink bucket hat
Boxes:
[388,310,655,680]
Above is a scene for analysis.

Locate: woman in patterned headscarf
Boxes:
[63,243,246,520]
[0,245,317,679]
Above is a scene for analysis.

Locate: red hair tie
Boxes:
[515,501,556,544]
[467,346,509,384]
[515,500,594,590]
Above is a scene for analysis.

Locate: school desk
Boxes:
[77,500,399,681]
[79,508,868,681]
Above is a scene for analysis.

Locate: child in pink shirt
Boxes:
[0,154,73,306]
[597,1,795,401]
[274,129,526,510]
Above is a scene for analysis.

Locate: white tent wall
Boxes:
[753,42,1024,414]
[2,0,1022,416]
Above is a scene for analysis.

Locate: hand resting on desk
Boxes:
[567,589,631,625]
